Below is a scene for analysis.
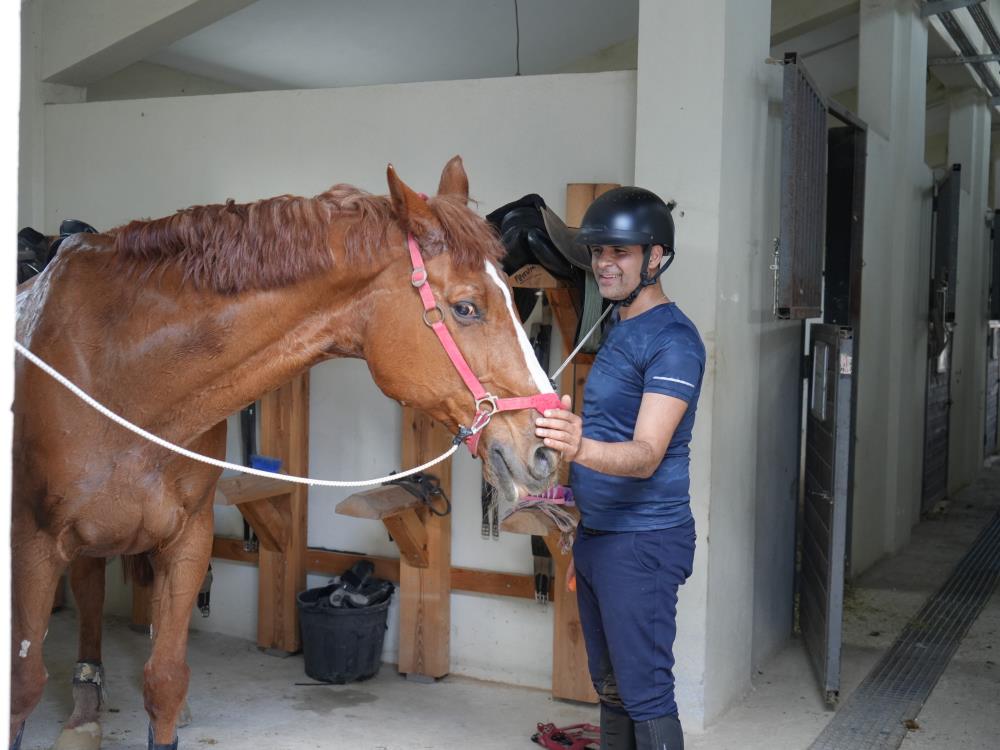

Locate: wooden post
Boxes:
[256,373,309,654]
[130,580,153,632]
[397,407,452,679]
[543,532,597,703]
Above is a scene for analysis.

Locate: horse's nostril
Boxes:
[531,446,558,479]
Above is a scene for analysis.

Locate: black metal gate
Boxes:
[776,52,827,320]
[801,325,854,705]
[922,167,961,512]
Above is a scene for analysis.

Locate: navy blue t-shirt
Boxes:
[570,302,705,532]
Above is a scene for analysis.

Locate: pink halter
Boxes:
[407,233,561,455]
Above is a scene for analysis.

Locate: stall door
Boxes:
[922,167,960,512]
[801,324,854,705]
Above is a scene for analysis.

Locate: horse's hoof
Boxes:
[177,701,192,728]
[147,725,178,750]
[52,722,101,750]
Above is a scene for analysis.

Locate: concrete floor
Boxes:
[23,465,1000,750]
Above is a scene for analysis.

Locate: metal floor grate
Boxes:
[810,510,1000,750]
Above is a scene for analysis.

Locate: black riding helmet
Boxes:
[576,187,677,306]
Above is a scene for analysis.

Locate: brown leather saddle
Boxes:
[487,195,607,352]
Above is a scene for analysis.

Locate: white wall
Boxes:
[851,0,933,575]
[946,90,992,496]
[43,71,637,687]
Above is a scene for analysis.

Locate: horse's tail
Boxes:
[121,553,154,587]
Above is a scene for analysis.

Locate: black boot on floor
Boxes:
[633,714,684,750]
[600,703,637,750]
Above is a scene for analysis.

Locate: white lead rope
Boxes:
[14,308,605,490]
[548,304,614,382]
[13,341,459,488]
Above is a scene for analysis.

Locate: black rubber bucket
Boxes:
[297,583,391,683]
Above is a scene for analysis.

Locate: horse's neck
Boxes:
[153,273,377,441]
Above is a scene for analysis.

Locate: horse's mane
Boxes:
[109,185,504,293]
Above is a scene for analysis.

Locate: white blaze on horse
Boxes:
[12,157,560,750]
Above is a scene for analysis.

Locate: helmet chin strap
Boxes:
[618,247,675,307]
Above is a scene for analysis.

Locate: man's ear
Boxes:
[648,244,664,271]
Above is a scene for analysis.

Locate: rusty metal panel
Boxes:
[777,53,827,320]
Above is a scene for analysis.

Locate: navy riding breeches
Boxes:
[573,519,695,721]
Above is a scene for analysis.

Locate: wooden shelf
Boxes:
[215,475,293,506]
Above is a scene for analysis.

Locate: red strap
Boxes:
[407,233,561,454]
[408,234,488,400]
[496,393,562,414]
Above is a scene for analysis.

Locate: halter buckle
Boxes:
[411,268,428,287]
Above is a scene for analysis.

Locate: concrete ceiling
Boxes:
[146,0,640,90]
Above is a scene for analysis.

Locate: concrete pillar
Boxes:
[947,88,992,493]
[851,0,931,574]
[635,0,772,729]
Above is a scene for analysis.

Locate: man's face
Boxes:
[591,244,657,300]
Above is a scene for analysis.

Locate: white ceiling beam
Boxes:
[771,0,859,45]
[40,0,258,86]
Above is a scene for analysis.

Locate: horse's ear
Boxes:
[387,163,434,233]
[437,155,469,204]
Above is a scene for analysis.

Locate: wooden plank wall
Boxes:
[397,408,453,678]
[256,374,309,653]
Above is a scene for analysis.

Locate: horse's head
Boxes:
[363,157,560,502]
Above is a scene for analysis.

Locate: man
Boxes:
[535,187,705,750]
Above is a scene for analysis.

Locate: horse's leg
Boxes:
[52,556,106,750]
[144,505,213,750]
[10,529,66,750]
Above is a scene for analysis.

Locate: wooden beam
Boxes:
[397,408,452,679]
[213,536,536,601]
[382,509,430,568]
[255,374,309,654]
[212,536,259,565]
[236,497,289,553]
[215,475,292,506]
[130,580,153,632]
[336,485,422,520]
[543,531,598,703]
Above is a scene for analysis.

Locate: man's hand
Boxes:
[535,394,585,462]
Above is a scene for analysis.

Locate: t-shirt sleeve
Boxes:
[643,334,704,402]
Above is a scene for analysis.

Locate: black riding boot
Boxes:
[633,714,684,750]
[600,703,637,750]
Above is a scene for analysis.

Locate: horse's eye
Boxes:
[451,301,481,322]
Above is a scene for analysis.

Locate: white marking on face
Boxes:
[19,640,30,658]
[484,262,554,394]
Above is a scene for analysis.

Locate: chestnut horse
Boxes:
[12,157,559,750]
